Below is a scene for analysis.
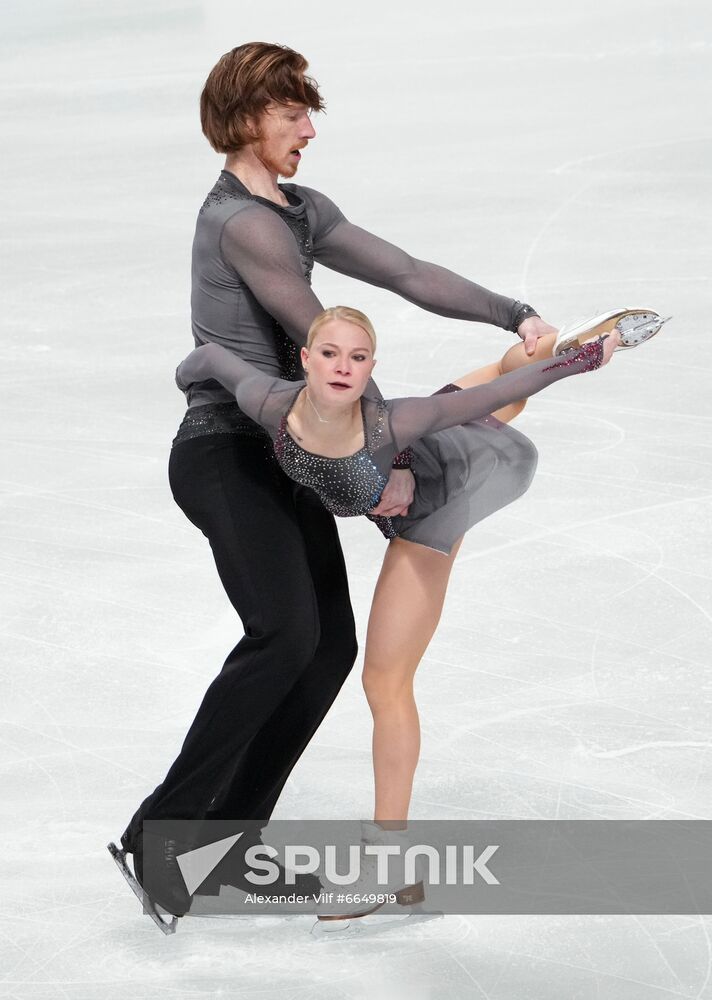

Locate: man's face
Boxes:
[251,102,316,178]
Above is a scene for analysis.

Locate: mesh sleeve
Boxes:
[387,338,608,451]
[299,184,347,243]
[176,343,288,432]
[220,205,324,347]
[220,201,416,466]
[305,189,520,331]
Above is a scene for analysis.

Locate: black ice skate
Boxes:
[107,832,193,935]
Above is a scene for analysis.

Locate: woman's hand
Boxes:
[175,343,215,392]
[371,468,415,517]
[518,316,559,356]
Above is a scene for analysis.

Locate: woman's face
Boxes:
[301,319,376,402]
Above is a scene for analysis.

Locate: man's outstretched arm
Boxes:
[304,188,556,355]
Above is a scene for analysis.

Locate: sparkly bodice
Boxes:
[273,395,391,518]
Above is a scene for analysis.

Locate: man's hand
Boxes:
[518,316,558,356]
[370,467,415,517]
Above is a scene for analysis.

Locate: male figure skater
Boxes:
[113,42,554,925]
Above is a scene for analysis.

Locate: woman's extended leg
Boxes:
[450,332,559,422]
[362,535,463,824]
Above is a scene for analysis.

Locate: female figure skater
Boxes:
[175,305,664,925]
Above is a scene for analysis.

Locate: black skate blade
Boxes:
[107,842,178,935]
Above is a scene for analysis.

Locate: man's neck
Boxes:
[224,153,288,206]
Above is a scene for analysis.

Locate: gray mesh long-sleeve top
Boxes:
[175,337,607,555]
[187,170,529,409]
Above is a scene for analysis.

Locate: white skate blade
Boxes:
[310,904,443,940]
[107,842,179,935]
[615,312,671,349]
[553,309,669,356]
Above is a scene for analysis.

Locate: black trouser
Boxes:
[122,430,358,850]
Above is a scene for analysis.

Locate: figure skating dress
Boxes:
[175,338,606,555]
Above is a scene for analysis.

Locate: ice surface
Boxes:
[1,0,711,996]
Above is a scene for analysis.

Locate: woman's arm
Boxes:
[387,338,608,451]
[176,343,287,428]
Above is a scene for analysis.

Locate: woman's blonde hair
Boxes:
[306,306,377,353]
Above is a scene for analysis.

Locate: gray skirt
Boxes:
[370,383,538,556]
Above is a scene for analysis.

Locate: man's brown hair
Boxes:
[200,43,325,153]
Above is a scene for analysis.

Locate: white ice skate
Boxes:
[107,841,179,935]
[553,308,670,357]
[310,822,443,939]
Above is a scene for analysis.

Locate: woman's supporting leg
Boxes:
[360,336,559,826]
[362,535,463,824]
[451,332,558,423]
